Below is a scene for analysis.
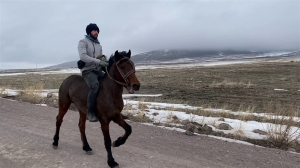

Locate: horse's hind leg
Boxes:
[112,114,132,148]
[52,99,71,149]
[78,110,93,154]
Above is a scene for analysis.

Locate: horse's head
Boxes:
[108,50,140,94]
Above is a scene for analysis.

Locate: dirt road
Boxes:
[0,98,299,168]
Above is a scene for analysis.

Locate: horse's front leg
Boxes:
[101,122,119,168]
[112,114,132,147]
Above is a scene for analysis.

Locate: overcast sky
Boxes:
[0,0,299,69]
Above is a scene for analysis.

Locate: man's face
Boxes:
[90,30,99,39]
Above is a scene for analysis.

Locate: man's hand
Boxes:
[96,55,107,61]
[96,55,108,67]
[99,60,109,67]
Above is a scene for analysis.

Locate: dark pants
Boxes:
[82,70,104,111]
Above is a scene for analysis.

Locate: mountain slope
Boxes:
[45,61,77,69]
[130,49,261,64]
[44,50,299,69]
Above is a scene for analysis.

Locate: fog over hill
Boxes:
[131,49,261,64]
[44,49,300,69]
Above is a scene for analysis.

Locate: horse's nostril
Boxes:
[133,84,140,91]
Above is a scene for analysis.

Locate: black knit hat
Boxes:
[86,23,99,35]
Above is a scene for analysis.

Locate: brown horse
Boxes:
[52,50,140,168]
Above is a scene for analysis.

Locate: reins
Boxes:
[105,57,135,86]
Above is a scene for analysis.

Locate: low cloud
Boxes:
[0,0,299,69]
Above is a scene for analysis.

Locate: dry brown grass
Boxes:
[137,99,147,112]
[0,87,8,97]
[122,100,152,123]
[264,103,300,150]
[234,121,245,137]
[16,82,45,104]
[126,113,152,123]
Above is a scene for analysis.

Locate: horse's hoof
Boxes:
[108,159,119,168]
[109,163,119,168]
[52,145,58,149]
[86,150,93,155]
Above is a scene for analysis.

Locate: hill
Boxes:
[45,61,77,69]
[44,49,261,69]
[130,49,261,64]
[43,49,299,69]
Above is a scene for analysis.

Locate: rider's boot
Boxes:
[87,87,99,122]
[87,107,98,122]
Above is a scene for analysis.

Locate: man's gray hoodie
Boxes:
[78,35,104,72]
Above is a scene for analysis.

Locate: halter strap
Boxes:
[105,57,135,86]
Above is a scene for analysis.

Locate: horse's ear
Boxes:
[114,50,119,56]
[115,50,122,61]
[126,50,131,58]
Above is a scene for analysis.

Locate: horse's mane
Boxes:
[107,51,128,69]
[102,51,129,79]
[108,54,115,69]
[99,55,114,80]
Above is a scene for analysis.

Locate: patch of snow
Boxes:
[0,88,59,98]
[136,61,256,70]
[123,94,162,98]
[207,135,256,146]
[124,100,199,110]
[274,89,288,91]
[0,89,19,96]
[36,104,47,106]
[157,125,186,133]
[36,69,80,75]
[258,51,294,57]
[0,69,80,76]
[0,73,26,76]
[162,58,195,64]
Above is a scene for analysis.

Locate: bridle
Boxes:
[105,57,135,86]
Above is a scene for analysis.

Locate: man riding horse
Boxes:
[53,23,140,168]
[78,23,108,122]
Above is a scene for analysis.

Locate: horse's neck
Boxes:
[101,68,124,97]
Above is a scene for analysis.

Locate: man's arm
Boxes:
[78,39,101,64]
